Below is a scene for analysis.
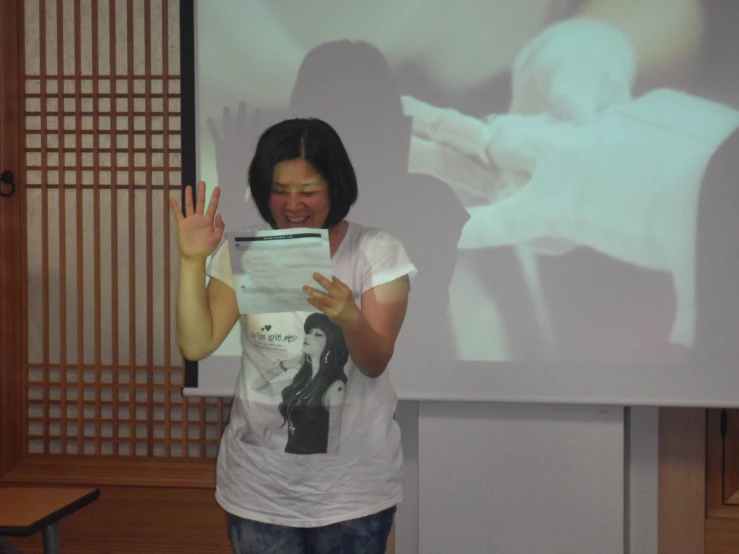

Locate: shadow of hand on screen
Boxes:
[207,101,267,205]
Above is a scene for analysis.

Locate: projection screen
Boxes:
[181,0,739,406]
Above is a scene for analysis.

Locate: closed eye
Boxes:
[270,189,319,197]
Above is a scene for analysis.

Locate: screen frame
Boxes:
[179,0,739,409]
[179,0,199,388]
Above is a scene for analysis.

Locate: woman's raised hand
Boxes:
[169,181,225,261]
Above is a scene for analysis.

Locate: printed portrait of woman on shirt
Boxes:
[277,312,349,455]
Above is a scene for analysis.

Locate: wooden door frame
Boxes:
[0,0,25,479]
[658,408,706,553]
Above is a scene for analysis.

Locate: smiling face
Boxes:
[269,158,331,229]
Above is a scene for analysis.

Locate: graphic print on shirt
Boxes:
[246,321,302,352]
[248,312,350,455]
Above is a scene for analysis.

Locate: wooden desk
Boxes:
[0,487,100,554]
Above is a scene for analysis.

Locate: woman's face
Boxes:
[270,158,331,229]
[302,327,328,358]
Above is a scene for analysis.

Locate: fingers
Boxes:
[181,182,219,222]
[304,274,350,310]
[168,195,184,223]
[303,286,340,318]
[314,273,349,290]
[184,185,194,216]
[195,181,207,214]
[312,272,335,290]
[214,214,225,242]
[304,276,358,325]
[331,276,350,291]
[305,296,323,313]
[205,185,221,219]
[309,275,353,301]
[304,288,332,317]
[302,285,327,300]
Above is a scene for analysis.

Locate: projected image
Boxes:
[196,0,739,366]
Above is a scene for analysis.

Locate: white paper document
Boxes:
[227,228,332,314]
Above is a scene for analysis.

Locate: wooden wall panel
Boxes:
[706,519,739,554]
[0,0,233,487]
[2,0,235,550]
[658,407,706,554]
[17,0,229,468]
[0,0,25,478]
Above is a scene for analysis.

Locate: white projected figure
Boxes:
[406,16,641,359]
[402,15,735,358]
[404,88,739,350]
[508,18,636,122]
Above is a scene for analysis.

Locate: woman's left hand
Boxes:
[303,273,361,328]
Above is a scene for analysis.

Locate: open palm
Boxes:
[169,181,225,261]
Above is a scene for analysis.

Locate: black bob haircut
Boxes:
[248,118,359,229]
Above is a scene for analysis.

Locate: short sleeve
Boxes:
[360,229,418,295]
[206,239,235,289]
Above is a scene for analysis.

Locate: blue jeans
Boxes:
[226,506,396,554]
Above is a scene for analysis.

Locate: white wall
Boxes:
[393,402,659,554]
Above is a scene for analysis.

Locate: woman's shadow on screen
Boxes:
[288,40,537,368]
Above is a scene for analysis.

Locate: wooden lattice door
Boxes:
[1,0,232,551]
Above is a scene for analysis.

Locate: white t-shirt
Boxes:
[206,221,417,527]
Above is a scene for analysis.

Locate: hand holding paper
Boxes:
[303,273,360,327]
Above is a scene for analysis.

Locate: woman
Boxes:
[169,118,416,553]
